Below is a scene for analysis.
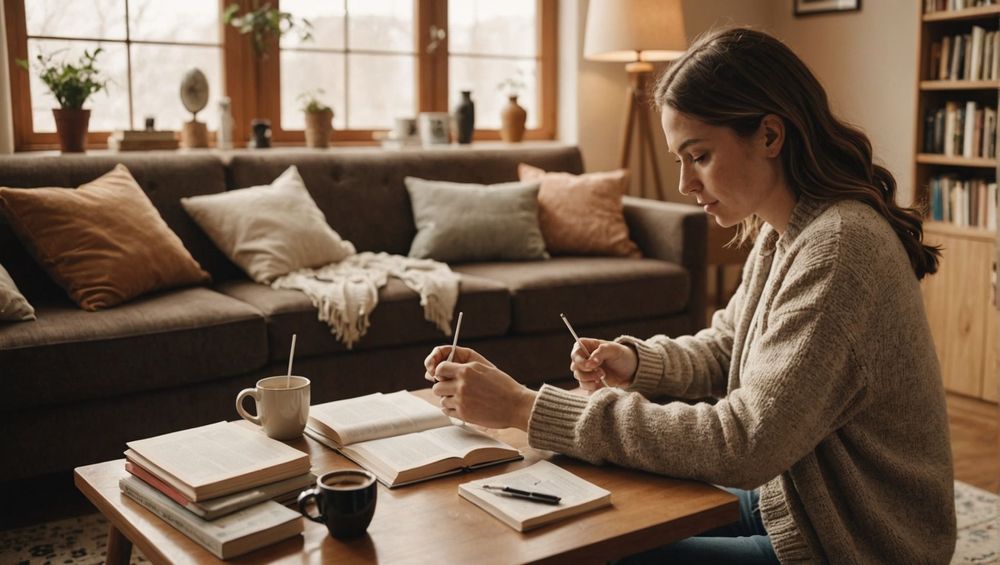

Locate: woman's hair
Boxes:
[654,27,940,279]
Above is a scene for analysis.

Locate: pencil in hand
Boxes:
[560,313,610,388]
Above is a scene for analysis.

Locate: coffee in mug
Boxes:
[298,470,377,539]
[235,376,310,440]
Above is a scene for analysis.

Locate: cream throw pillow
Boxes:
[181,166,355,284]
[0,264,35,322]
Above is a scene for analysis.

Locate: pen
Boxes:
[482,484,562,505]
[446,311,464,364]
[560,313,610,388]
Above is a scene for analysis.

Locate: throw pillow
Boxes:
[0,263,35,322]
[0,164,210,311]
[405,177,548,262]
[181,165,355,284]
[518,164,641,258]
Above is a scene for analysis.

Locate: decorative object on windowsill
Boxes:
[584,0,687,200]
[223,1,313,59]
[418,112,450,146]
[249,119,272,148]
[453,90,475,144]
[217,96,234,150]
[179,68,210,149]
[107,129,179,152]
[497,72,527,143]
[16,48,108,153]
[299,89,334,148]
[377,117,420,149]
[793,0,860,17]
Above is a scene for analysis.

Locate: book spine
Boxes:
[119,478,223,559]
[125,461,202,515]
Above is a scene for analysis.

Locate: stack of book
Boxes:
[108,130,179,152]
[120,421,313,559]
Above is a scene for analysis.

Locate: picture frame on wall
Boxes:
[794,0,861,17]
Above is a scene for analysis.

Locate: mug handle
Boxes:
[235,388,261,425]
[297,488,325,523]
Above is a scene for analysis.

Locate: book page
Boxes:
[348,425,517,473]
[308,391,451,445]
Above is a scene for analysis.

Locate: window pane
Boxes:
[347,54,415,129]
[448,0,536,57]
[26,0,126,40]
[128,0,219,44]
[346,0,414,53]
[280,51,347,131]
[25,39,129,133]
[130,44,223,131]
[281,0,346,50]
[449,58,537,129]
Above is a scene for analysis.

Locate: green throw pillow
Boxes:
[405,177,549,262]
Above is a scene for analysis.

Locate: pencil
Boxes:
[559,313,610,388]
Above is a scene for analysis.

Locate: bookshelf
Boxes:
[915,0,999,402]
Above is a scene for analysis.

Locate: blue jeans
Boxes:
[618,487,780,564]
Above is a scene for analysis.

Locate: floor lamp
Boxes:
[584,0,687,200]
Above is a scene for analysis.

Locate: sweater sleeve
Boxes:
[528,301,868,490]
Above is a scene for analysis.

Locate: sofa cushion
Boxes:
[452,257,689,333]
[182,165,356,284]
[0,263,35,322]
[215,273,511,361]
[405,177,548,262]
[0,287,268,411]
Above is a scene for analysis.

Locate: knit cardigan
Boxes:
[527,197,956,563]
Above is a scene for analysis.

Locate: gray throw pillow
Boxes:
[405,177,548,262]
[0,263,35,322]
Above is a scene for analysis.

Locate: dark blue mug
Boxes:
[298,470,377,539]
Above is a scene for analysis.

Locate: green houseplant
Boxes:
[298,89,333,148]
[223,1,312,58]
[17,48,107,153]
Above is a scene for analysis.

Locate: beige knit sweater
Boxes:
[528,197,956,563]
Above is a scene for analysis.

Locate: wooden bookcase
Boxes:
[915,1,999,402]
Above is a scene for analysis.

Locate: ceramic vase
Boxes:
[500,95,526,143]
[304,108,334,148]
[52,108,90,153]
[453,90,475,144]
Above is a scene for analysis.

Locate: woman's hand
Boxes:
[424,346,536,430]
[570,338,638,393]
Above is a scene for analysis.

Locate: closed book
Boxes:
[125,421,310,502]
[110,129,178,141]
[125,461,315,520]
[119,475,303,560]
[963,33,972,79]
[108,137,180,152]
[969,26,985,81]
[458,461,612,532]
[940,35,952,80]
[992,32,1000,80]
[934,108,946,153]
[963,101,976,157]
[944,101,958,155]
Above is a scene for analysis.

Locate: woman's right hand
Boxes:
[570,338,638,393]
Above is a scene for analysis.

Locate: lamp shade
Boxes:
[584,0,687,63]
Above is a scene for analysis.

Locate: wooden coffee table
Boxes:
[75,389,738,564]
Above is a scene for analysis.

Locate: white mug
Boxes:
[236,376,311,440]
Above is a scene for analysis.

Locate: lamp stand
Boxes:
[619,61,665,200]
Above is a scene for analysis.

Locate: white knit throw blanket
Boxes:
[271,252,460,349]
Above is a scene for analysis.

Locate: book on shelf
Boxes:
[124,421,311,502]
[304,390,522,487]
[458,460,612,532]
[125,461,315,520]
[924,100,997,159]
[929,174,997,229]
[119,475,303,560]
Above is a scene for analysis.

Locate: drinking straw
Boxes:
[286,334,297,388]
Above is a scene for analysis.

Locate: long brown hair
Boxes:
[654,27,940,279]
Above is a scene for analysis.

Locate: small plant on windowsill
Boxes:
[298,89,334,148]
[496,71,528,143]
[16,48,108,153]
[223,1,313,58]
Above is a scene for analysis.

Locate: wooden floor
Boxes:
[947,392,999,493]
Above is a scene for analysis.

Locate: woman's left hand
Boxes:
[429,351,537,431]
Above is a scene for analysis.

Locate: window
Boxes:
[5,0,556,150]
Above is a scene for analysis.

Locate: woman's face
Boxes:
[661,106,789,229]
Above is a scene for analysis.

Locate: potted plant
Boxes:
[17,48,107,153]
[223,1,313,58]
[497,71,528,143]
[298,89,333,148]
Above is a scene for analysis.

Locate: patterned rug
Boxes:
[0,481,996,564]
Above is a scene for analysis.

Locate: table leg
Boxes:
[105,524,132,565]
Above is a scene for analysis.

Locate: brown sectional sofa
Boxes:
[0,145,706,481]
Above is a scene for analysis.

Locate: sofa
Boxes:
[0,145,706,482]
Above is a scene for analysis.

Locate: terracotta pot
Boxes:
[500,95,527,143]
[304,108,334,148]
[52,108,91,153]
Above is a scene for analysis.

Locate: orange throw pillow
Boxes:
[519,164,640,258]
[0,164,210,310]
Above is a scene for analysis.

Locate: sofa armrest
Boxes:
[623,196,708,331]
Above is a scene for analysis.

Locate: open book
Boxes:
[305,391,522,487]
[459,460,612,532]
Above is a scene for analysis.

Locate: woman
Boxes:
[426,27,955,563]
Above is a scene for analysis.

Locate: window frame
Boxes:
[4,0,557,151]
